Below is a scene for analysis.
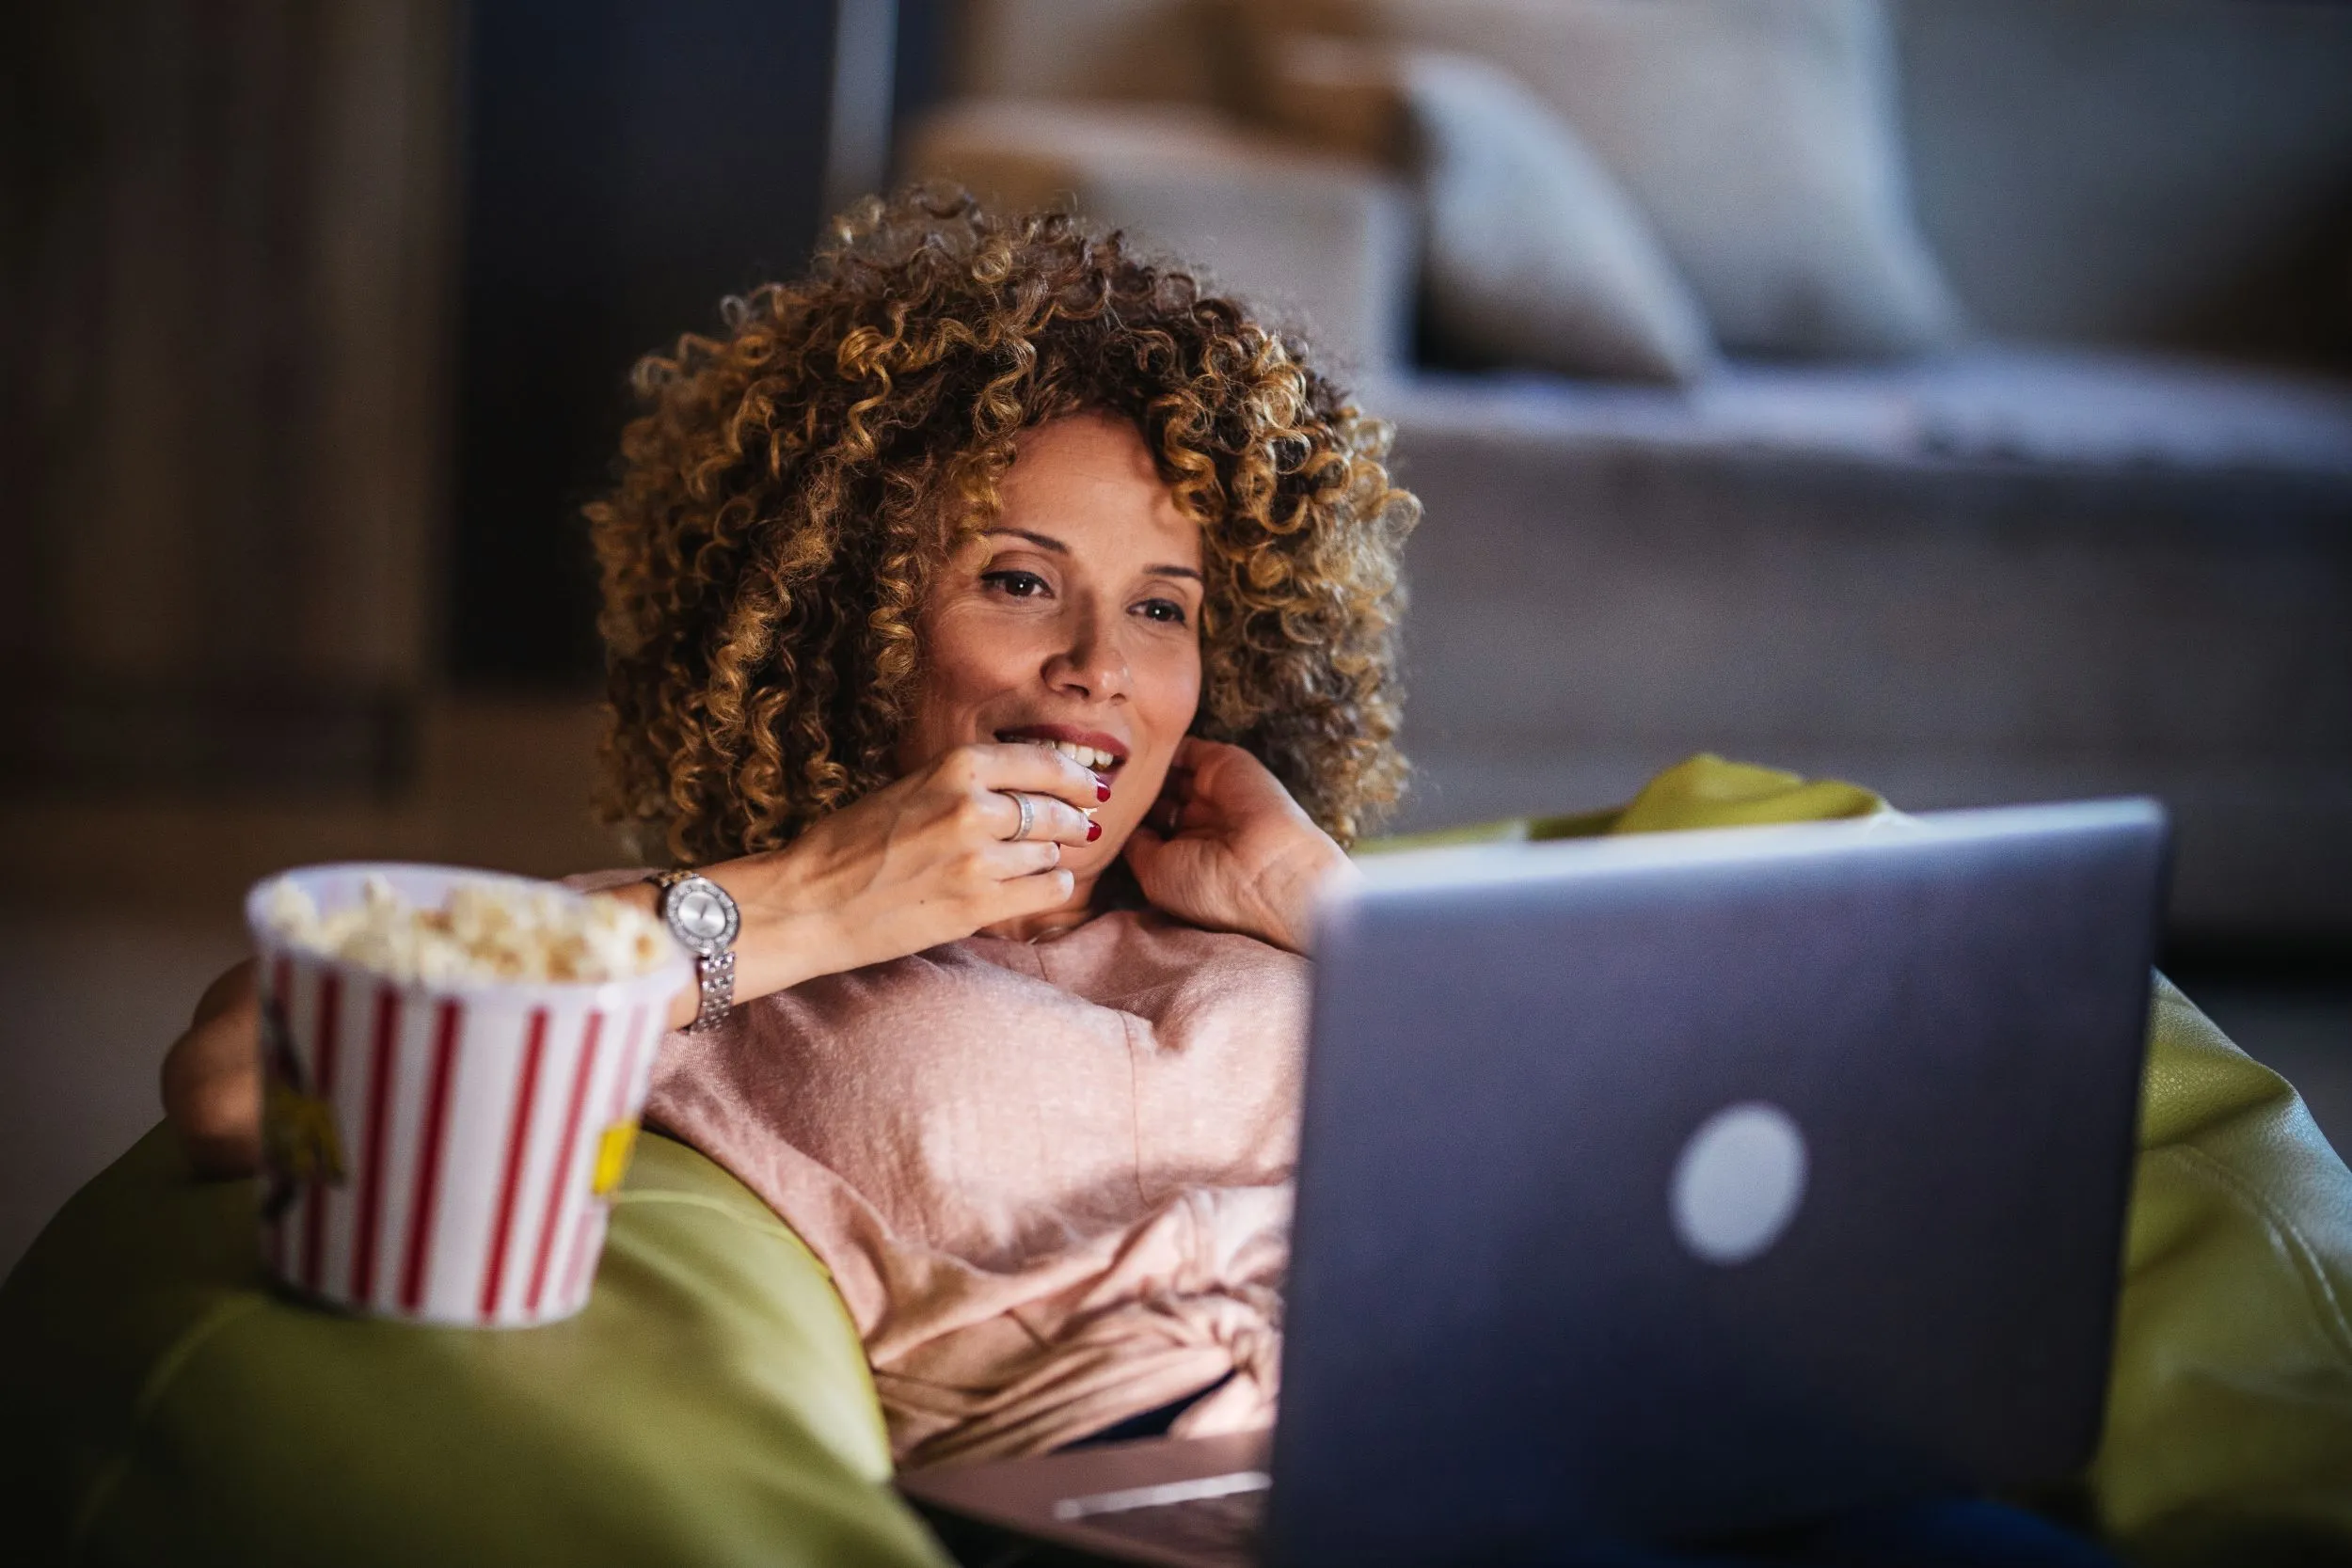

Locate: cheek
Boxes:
[1122,640,1201,802]
[1164,660,1203,738]
[898,608,1028,765]
[1134,633,1201,738]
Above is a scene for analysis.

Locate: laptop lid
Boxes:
[1264,800,2168,1565]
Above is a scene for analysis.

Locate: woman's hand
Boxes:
[162,959,262,1177]
[1120,737,1359,954]
[646,741,1106,1022]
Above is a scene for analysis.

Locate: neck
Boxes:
[979,867,1106,942]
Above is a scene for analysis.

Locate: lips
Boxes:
[995,726,1127,773]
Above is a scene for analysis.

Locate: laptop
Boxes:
[899,800,2169,1566]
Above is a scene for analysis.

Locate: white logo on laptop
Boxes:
[1670,1102,1808,1266]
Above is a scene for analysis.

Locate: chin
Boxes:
[1065,842,1122,880]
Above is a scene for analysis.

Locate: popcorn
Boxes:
[261,874,673,985]
[249,863,688,1326]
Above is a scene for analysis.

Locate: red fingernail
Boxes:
[1096,782,1112,801]
[1087,821,1102,842]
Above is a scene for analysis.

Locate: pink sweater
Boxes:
[640,905,1310,1467]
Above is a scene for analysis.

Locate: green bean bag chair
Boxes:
[5,755,2348,1565]
[0,1128,948,1567]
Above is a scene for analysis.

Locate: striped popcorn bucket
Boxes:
[244,864,690,1327]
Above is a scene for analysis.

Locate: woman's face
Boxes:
[899,412,1205,877]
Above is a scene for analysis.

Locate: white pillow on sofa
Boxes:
[902,99,1417,372]
[1318,0,1966,358]
[1268,39,1716,384]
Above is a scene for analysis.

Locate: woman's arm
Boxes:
[607,740,1104,1028]
[159,741,1105,1174]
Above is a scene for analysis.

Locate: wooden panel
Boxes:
[8,0,454,792]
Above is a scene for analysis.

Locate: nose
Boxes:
[1042,595,1129,701]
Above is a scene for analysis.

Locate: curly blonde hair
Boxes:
[588,187,1419,866]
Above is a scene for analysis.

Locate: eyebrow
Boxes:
[983,527,1203,584]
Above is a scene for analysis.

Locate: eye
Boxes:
[980,569,1050,599]
[1134,597,1190,626]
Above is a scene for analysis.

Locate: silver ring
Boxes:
[1008,790,1036,843]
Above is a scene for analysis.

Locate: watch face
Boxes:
[665,878,739,954]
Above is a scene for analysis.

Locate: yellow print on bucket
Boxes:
[593,1118,641,1196]
[264,1077,347,1187]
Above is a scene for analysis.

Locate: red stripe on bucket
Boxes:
[299,971,342,1293]
[560,1207,601,1310]
[612,1005,648,1121]
[348,986,400,1306]
[525,1009,602,1315]
[400,999,463,1314]
[264,956,294,1276]
[479,1007,550,1320]
[563,1004,652,1309]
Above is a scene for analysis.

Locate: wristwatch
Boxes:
[650,869,740,1031]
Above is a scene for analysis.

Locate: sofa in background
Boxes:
[908,0,2352,942]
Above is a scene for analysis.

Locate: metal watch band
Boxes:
[650,869,739,1033]
[690,946,736,1033]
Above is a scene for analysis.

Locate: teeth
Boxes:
[1025,737,1116,771]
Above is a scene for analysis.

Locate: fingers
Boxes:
[1163,736,1306,827]
[163,994,263,1179]
[1144,772,1193,835]
[938,744,1103,847]
[984,863,1079,921]
[978,836,1066,878]
[1120,824,1165,877]
[958,742,1112,811]
[1168,736,1243,776]
[191,958,258,1030]
[992,789,1098,847]
[954,833,1076,925]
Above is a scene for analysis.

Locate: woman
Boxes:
[160,192,2352,1565]
[165,187,1417,1465]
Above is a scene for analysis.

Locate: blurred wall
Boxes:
[4,1,946,773]
[5,0,457,797]
[450,0,841,689]
[1897,0,2352,364]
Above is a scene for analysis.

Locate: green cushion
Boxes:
[0,1127,948,1568]
[2099,984,2352,1565]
